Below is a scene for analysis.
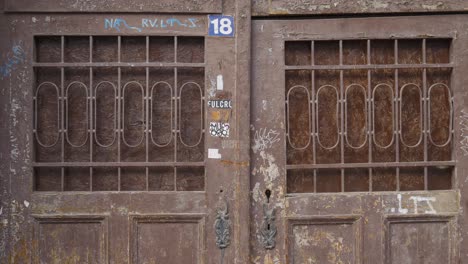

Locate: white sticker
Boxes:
[208,148,222,159]
[210,122,230,138]
[217,75,224,90]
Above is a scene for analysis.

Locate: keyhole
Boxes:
[265,189,271,203]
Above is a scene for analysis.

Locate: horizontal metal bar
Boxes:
[33,62,206,68]
[285,190,457,197]
[282,36,456,42]
[33,162,205,167]
[286,161,455,170]
[285,63,453,71]
[33,191,206,194]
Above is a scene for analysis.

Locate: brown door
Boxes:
[2,13,249,263]
[251,15,468,263]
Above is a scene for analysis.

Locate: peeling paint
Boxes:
[208,75,217,97]
[259,151,279,188]
[252,182,261,203]
[372,1,389,8]
[422,2,444,10]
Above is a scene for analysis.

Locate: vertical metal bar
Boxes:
[174,36,178,191]
[395,39,400,191]
[339,40,345,192]
[367,39,373,192]
[450,40,455,164]
[89,36,93,191]
[117,36,121,191]
[60,36,65,192]
[145,36,149,191]
[32,49,37,191]
[422,39,428,190]
[311,41,317,193]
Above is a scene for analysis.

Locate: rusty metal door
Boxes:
[0,11,253,263]
[251,15,468,263]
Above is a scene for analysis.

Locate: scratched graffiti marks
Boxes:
[460,109,468,156]
[105,18,199,32]
[0,45,25,80]
[252,128,280,153]
[210,122,230,138]
[391,194,437,214]
[105,18,142,32]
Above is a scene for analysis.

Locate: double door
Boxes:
[3,13,468,264]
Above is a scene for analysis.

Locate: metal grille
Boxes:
[285,39,454,193]
[33,35,205,192]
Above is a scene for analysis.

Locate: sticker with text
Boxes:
[208,100,232,109]
[208,15,234,37]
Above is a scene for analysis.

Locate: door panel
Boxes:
[1,12,250,263]
[251,16,468,263]
[31,30,209,263]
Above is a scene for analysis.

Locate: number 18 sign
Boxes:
[208,15,235,37]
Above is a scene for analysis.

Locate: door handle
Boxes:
[214,193,231,264]
[214,197,231,249]
[261,189,277,249]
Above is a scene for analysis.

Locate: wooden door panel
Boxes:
[385,216,456,264]
[251,16,468,263]
[287,216,361,264]
[130,215,205,264]
[33,216,108,264]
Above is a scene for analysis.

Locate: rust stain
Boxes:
[220,160,249,167]
[8,239,38,264]
[210,110,231,122]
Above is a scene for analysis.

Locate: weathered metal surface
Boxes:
[0,3,11,262]
[5,0,222,13]
[251,16,468,263]
[260,203,277,249]
[253,0,468,16]
[4,0,468,263]
[215,199,231,249]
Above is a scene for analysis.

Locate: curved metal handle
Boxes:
[214,198,231,250]
[260,189,277,250]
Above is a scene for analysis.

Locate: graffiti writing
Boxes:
[0,44,25,79]
[104,18,142,32]
[460,109,468,156]
[105,17,199,32]
[253,128,280,152]
[392,194,437,214]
